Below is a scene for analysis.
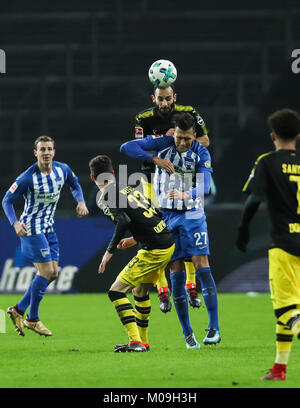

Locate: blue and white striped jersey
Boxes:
[121,135,212,211]
[2,161,84,235]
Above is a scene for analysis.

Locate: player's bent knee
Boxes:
[108,290,126,302]
[132,286,149,298]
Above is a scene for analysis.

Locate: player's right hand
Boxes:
[13,221,27,237]
[98,251,113,274]
[152,157,175,174]
[117,237,137,250]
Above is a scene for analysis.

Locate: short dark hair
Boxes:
[172,112,196,131]
[267,109,300,141]
[153,84,176,93]
[34,135,55,149]
[89,155,113,178]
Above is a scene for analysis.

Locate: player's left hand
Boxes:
[165,190,190,200]
[98,251,113,274]
[76,202,89,217]
[166,128,175,136]
[236,226,250,252]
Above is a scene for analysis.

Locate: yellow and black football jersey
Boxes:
[247,149,300,255]
[134,104,208,178]
[96,180,174,253]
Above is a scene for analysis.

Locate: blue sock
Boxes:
[28,275,49,321]
[196,267,219,330]
[17,281,33,314]
[170,272,193,336]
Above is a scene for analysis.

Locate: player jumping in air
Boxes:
[121,112,220,347]
[134,85,212,313]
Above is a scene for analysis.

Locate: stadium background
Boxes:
[0,0,299,294]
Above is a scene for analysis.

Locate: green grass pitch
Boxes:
[0,293,299,389]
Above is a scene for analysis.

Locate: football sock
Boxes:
[17,281,33,314]
[276,306,298,328]
[275,323,293,365]
[27,275,49,321]
[156,271,169,294]
[184,261,196,286]
[108,290,141,343]
[274,307,294,366]
[196,267,219,330]
[134,294,151,346]
[170,272,193,336]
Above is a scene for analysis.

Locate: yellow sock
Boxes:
[275,323,293,364]
[112,297,141,343]
[184,261,196,285]
[156,270,169,292]
[134,295,151,346]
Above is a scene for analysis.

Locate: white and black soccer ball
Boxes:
[148,59,177,88]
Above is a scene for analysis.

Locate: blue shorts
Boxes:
[163,210,210,261]
[20,231,59,263]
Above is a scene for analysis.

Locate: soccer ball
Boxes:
[148,59,177,88]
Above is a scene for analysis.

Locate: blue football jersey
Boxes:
[2,161,84,235]
[122,135,212,211]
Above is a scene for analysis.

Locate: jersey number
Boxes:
[194,232,207,247]
[128,191,158,218]
[289,175,300,214]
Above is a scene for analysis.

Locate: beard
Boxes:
[156,102,175,117]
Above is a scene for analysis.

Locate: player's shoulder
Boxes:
[136,107,155,119]
[148,134,174,146]
[253,151,273,165]
[53,160,67,168]
[192,140,210,156]
[191,142,212,168]
[52,161,71,172]
[174,104,196,113]
[16,163,38,182]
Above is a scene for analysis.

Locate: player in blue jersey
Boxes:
[120,112,220,347]
[2,135,89,337]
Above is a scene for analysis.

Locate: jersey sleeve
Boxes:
[134,114,145,139]
[106,209,131,253]
[134,113,153,140]
[97,186,132,253]
[186,147,212,198]
[242,152,271,194]
[192,108,208,137]
[120,135,174,161]
[65,165,85,203]
[249,159,268,199]
[1,174,29,225]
